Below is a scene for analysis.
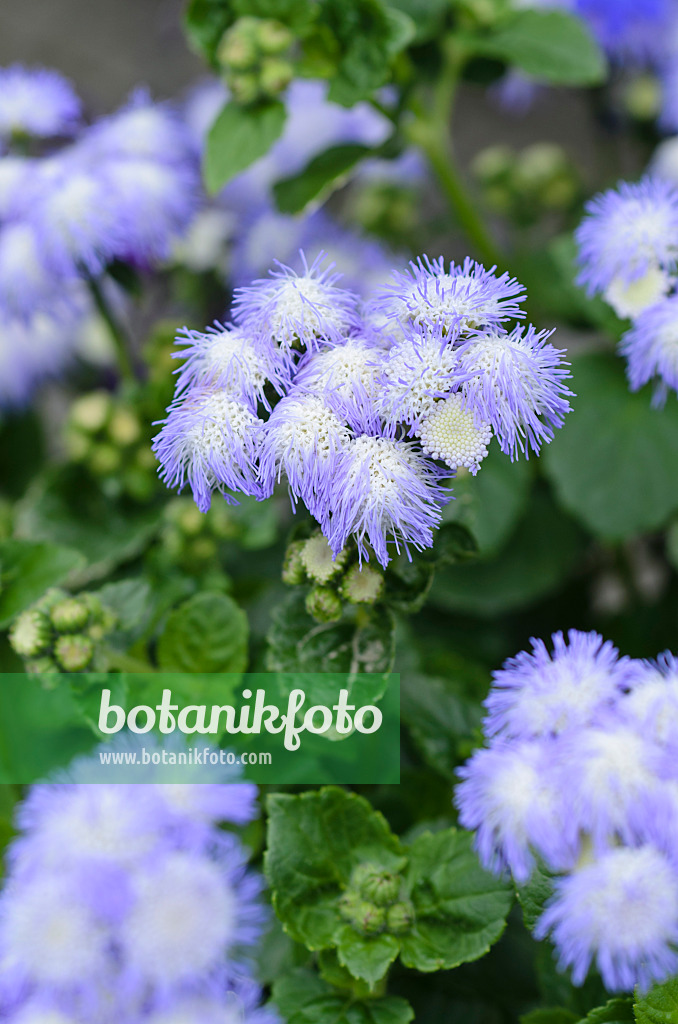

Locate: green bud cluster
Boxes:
[217,17,294,105]
[9,588,116,675]
[338,863,414,937]
[282,534,384,623]
[66,391,157,502]
[159,497,236,571]
[472,143,579,224]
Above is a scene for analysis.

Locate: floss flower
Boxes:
[619,296,678,405]
[456,631,678,993]
[0,65,82,139]
[0,779,270,1024]
[155,248,571,567]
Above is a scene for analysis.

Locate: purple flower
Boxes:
[233,251,360,354]
[374,322,464,428]
[619,296,678,405]
[81,89,194,167]
[173,321,283,408]
[574,0,675,62]
[293,334,382,421]
[0,309,82,409]
[372,255,526,334]
[0,157,38,220]
[535,845,678,991]
[153,386,266,512]
[619,653,678,754]
[0,221,64,320]
[455,737,577,881]
[452,325,573,459]
[575,177,678,296]
[324,433,450,566]
[104,157,200,266]
[484,630,628,740]
[259,392,351,517]
[0,66,81,139]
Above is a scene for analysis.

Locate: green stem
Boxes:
[87,275,137,383]
[407,37,503,268]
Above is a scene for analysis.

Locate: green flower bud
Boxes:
[257,19,293,55]
[217,24,259,71]
[471,144,515,185]
[624,74,661,121]
[89,443,122,476]
[341,564,384,605]
[208,503,236,540]
[351,865,400,906]
[339,893,386,935]
[230,73,261,106]
[282,540,307,585]
[305,586,342,624]
[177,503,206,537]
[50,597,90,633]
[69,391,112,434]
[514,143,568,191]
[9,609,52,658]
[187,537,218,563]
[108,407,142,447]
[301,535,346,584]
[34,588,68,613]
[259,58,293,97]
[386,900,414,935]
[54,634,95,672]
[123,467,156,503]
[25,655,59,681]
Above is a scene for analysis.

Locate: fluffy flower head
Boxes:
[0,66,81,138]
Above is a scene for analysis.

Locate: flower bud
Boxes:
[257,19,293,55]
[108,407,142,447]
[89,443,122,476]
[259,58,293,98]
[352,864,400,906]
[282,540,307,585]
[386,900,414,935]
[339,892,385,935]
[49,597,90,633]
[69,391,112,434]
[217,21,259,71]
[230,73,261,106]
[25,655,59,680]
[9,609,51,658]
[305,586,342,624]
[54,634,95,672]
[341,564,384,605]
[301,535,346,584]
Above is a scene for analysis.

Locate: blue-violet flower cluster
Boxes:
[0,779,276,1024]
[0,66,200,408]
[153,249,572,568]
[576,176,678,405]
[456,631,678,993]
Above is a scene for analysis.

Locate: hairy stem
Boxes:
[407,37,503,268]
[87,275,137,383]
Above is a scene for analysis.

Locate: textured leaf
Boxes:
[264,788,405,949]
[543,353,678,540]
[272,969,415,1024]
[274,144,372,214]
[0,540,85,628]
[266,592,395,679]
[430,487,583,616]
[521,1010,579,1024]
[580,1000,633,1024]
[476,9,607,85]
[156,592,249,674]
[442,449,533,555]
[517,861,556,931]
[635,980,678,1024]
[204,100,287,194]
[401,671,485,779]
[335,926,400,986]
[400,828,513,972]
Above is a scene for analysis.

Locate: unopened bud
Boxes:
[386,900,414,935]
[301,535,346,584]
[351,864,400,905]
[10,609,51,658]
[108,407,141,447]
[341,564,384,604]
[54,634,95,672]
[282,540,306,585]
[257,19,293,55]
[305,586,342,624]
[69,391,111,434]
[50,597,90,633]
[259,58,293,97]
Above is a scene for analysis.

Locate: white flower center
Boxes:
[417,393,492,473]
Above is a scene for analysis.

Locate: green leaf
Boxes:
[272,968,415,1024]
[204,100,287,194]
[233,0,317,32]
[401,671,485,779]
[15,466,159,585]
[320,0,404,107]
[543,353,678,540]
[274,143,372,214]
[335,926,400,986]
[266,592,395,679]
[516,860,555,931]
[635,980,678,1024]
[442,448,533,555]
[429,486,583,616]
[400,828,513,972]
[579,1000,633,1024]
[69,673,129,737]
[184,0,233,64]
[474,9,607,86]
[264,788,405,949]
[156,592,249,674]
[92,580,151,640]
[385,0,449,42]
[0,539,85,628]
